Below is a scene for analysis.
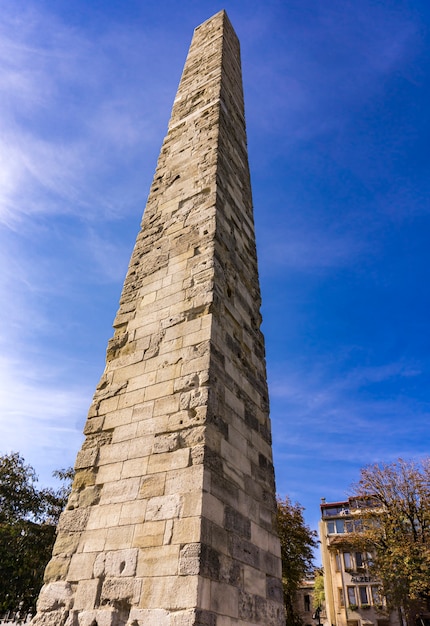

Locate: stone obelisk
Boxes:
[32,10,284,626]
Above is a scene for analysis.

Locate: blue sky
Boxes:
[1,0,430,539]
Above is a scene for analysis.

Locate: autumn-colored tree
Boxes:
[351,458,430,626]
[313,571,325,610]
[277,496,318,625]
[0,452,73,615]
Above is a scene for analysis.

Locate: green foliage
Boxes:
[0,452,73,614]
[277,496,318,626]
[313,571,325,610]
[351,458,430,626]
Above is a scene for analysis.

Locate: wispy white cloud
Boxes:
[0,352,89,485]
[0,2,170,229]
[0,2,155,485]
[270,355,429,454]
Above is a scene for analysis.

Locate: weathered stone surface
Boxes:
[31,10,283,626]
[73,579,100,611]
[100,577,141,605]
[36,582,73,612]
[94,548,139,578]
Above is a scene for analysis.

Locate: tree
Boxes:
[313,571,325,610]
[0,452,73,615]
[351,458,430,626]
[277,496,319,625]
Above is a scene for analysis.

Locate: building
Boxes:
[319,497,400,626]
[293,575,327,626]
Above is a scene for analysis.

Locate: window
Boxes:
[327,519,345,534]
[347,587,356,606]
[355,552,364,567]
[335,553,342,571]
[371,587,381,605]
[304,594,311,612]
[359,587,368,605]
[345,519,363,533]
[339,588,344,606]
[343,552,352,569]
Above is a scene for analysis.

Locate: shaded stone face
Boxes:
[31,10,284,626]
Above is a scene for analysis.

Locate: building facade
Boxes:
[293,576,327,626]
[319,498,400,626]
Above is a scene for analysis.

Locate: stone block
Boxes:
[96,461,123,484]
[58,508,90,533]
[226,423,247,456]
[229,535,260,569]
[105,525,135,550]
[102,407,133,430]
[164,317,201,343]
[127,608,170,626]
[121,457,149,479]
[224,505,251,539]
[179,489,202,518]
[145,494,182,521]
[169,608,218,626]
[83,416,104,435]
[266,575,284,603]
[244,564,266,597]
[99,477,140,505]
[77,608,117,626]
[220,438,251,476]
[98,441,130,466]
[36,582,73,612]
[117,388,145,410]
[144,380,174,402]
[127,371,157,393]
[165,465,204,496]
[147,448,190,474]
[67,553,96,582]
[263,550,282,577]
[136,544,180,577]
[78,485,101,508]
[131,401,154,422]
[52,532,80,557]
[182,326,211,348]
[128,436,154,460]
[111,361,147,385]
[78,529,108,553]
[140,473,166,498]
[94,548,138,578]
[87,503,121,530]
[43,555,70,583]
[73,579,100,611]
[201,492,224,527]
[119,500,146,526]
[152,393,181,417]
[210,581,239,619]
[73,469,97,490]
[133,520,166,548]
[250,520,269,552]
[152,432,181,454]
[111,422,138,443]
[171,516,201,545]
[178,543,200,576]
[139,576,199,610]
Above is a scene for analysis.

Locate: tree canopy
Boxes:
[0,452,73,615]
[351,457,430,626]
[277,495,319,625]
